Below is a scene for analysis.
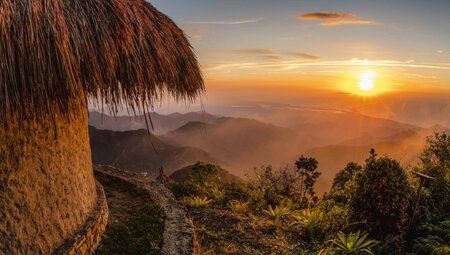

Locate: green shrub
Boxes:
[348,155,413,239]
[228,200,250,214]
[182,196,213,207]
[330,231,379,255]
[263,204,292,229]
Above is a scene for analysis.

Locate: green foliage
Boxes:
[416,133,450,222]
[412,235,450,255]
[348,154,413,238]
[228,200,250,214]
[191,161,220,184]
[410,133,450,254]
[181,196,213,207]
[168,162,225,200]
[263,204,292,229]
[411,220,450,255]
[247,185,284,213]
[433,246,450,255]
[319,201,350,237]
[331,162,362,204]
[168,134,450,254]
[290,208,325,241]
[330,231,379,255]
[420,133,450,175]
[95,204,164,255]
[296,156,321,204]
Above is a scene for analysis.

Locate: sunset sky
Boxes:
[144,1,450,123]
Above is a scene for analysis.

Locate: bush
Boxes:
[348,155,413,239]
[330,231,379,255]
[290,207,325,241]
[330,162,362,205]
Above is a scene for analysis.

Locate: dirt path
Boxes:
[94,165,198,255]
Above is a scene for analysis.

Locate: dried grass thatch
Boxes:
[0,0,203,123]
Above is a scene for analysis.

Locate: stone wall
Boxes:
[94,165,201,255]
[52,181,108,255]
[0,111,97,254]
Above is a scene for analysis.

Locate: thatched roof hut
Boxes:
[0,0,203,254]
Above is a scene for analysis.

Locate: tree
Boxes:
[418,132,450,221]
[295,156,321,204]
[331,162,362,204]
[348,155,413,239]
[420,133,450,176]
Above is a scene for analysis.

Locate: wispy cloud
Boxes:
[230,48,280,60]
[298,12,376,26]
[320,20,375,26]
[288,52,320,60]
[229,48,320,61]
[299,12,355,20]
[232,49,277,55]
[207,59,450,72]
[185,18,262,25]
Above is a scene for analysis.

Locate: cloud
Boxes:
[185,18,261,25]
[231,48,281,60]
[320,20,375,26]
[230,49,320,61]
[206,59,450,72]
[299,12,355,20]
[298,12,375,26]
[232,49,277,55]
[289,52,320,60]
[320,19,375,26]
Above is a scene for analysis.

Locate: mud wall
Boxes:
[52,181,108,255]
[0,111,97,254]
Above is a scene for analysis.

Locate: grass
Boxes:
[95,204,164,255]
[94,174,164,255]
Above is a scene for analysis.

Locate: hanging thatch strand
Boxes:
[0,0,204,123]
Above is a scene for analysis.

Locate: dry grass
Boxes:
[0,0,203,124]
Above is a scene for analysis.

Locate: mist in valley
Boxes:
[89,90,450,194]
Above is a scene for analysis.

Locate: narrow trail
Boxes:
[93,165,199,255]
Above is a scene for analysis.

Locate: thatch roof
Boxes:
[0,0,203,123]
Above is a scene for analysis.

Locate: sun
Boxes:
[357,70,378,92]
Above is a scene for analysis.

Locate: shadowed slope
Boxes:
[89,126,220,176]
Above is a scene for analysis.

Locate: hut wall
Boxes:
[0,110,97,254]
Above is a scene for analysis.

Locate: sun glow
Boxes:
[357,70,378,92]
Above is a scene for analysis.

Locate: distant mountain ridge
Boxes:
[304,125,450,194]
[88,111,219,135]
[161,117,301,177]
[89,107,438,195]
[89,126,220,176]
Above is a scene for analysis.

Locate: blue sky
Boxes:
[152,0,450,60]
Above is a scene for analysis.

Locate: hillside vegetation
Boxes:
[168,133,450,255]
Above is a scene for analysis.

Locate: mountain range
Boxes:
[88,110,447,193]
[89,126,219,177]
[89,111,218,135]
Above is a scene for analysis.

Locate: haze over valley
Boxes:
[89,99,449,194]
